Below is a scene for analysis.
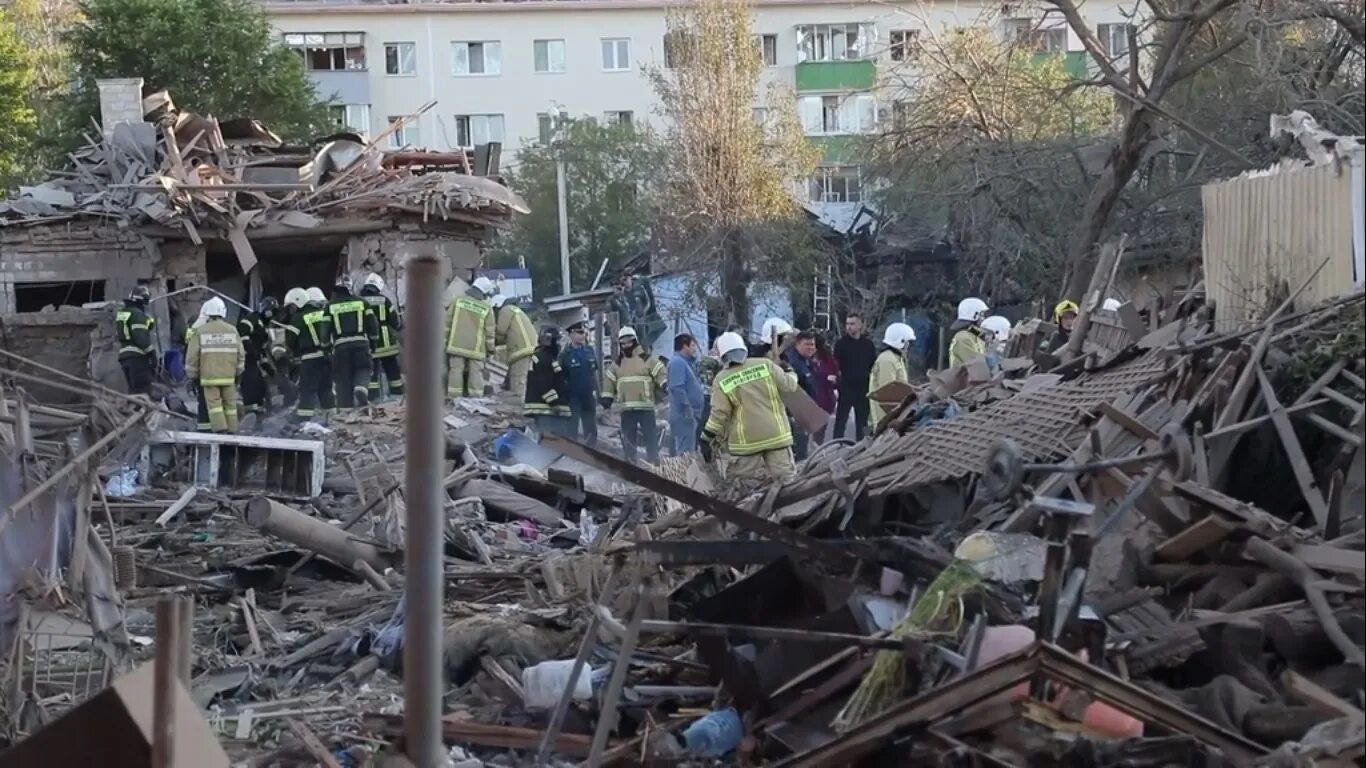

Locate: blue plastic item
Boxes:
[683,707,743,757]
[163,348,185,382]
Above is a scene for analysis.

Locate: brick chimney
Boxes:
[95,78,145,137]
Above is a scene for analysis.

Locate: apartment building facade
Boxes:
[264,0,1138,208]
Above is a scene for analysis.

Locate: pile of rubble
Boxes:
[0,286,1361,766]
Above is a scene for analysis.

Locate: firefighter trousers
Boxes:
[369,355,405,398]
[200,383,239,432]
[333,341,372,409]
[727,448,796,483]
[296,358,335,419]
[620,409,660,465]
[446,355,486,398]
[194,384,211,431]
[507,356,532,398]
[240,357,269,413]
[120,355,153,395]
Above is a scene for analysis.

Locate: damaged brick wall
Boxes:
[0,309,121,401]
[345,226,483,308]
[0,224,158,314]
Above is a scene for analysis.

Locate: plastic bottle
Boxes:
[522,660,593,710]
[682,707,743,757]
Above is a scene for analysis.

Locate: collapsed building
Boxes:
[0,79,526,399]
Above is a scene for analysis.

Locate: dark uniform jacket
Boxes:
[115,303,156,361]
[328,290,378,347]
[287,305,333,360]
[361,287,402,358]
[525,346,571,416]
[237,312,272,361]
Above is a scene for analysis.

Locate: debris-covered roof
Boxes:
[0,91,528,236]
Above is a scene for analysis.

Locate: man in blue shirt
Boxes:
[667,333,706,455]
[557,321,600,447]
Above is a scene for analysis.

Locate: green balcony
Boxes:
[796,60,876,92]
[1030,51,1090,79]
[810,136,859,164]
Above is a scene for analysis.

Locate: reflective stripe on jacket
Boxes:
[495,305,538,363]
[868,348,908,425]
[362,294,401,357]
[703,358,798,455]
[605,350,665,410]
[329,296,374,347]
[445,296,494,359]
[186,319,245,386]
[287,308,332,360]
[525,347,571,416]
[949,329,986,368]
[115,305,156,358]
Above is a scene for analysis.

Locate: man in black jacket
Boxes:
[833,313,877,441]
[115,285,157,395]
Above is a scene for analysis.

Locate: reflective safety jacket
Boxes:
[703,358,798,456]
[361,289,402,358]
[329,291,377,349]
[237,312,271,360]
[495,304,537,364]
[525,346,571,416]
[868,348,909,425]
[949,328,986,368]
[287,305,333,361]
[445,295,495,360]
[115,303,156,361]
[605,349,666,411]
[186,318,245,387]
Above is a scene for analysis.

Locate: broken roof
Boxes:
[0,91,529,238]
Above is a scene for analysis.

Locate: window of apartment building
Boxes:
[1098,23,1134,58]
[330,104,372,133]
[809,166,862,203]
[796,23,874,63]
[455,114,506,147]
[387,116,418,148]
[889,29,921,62]
[752,107,770,126]
[602,38,631,71]
[385,43,417,76]
[663,31,692,68]
[14,280,105,313]
[890,100,912,126]
[755,34,778,66]
[534,39,567,73]
[1005,19,1067,53]
[604,111,634,128]
[799,93,877,135]
[452,41,502,75]
[537,111,569,144]
[284,32,367,71]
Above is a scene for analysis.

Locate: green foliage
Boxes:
[5,0,80,179]
[58,0,332,150]
[0,10,39,189]
[486,118,662,297]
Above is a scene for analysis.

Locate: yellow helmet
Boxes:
[1053,300,1080,323]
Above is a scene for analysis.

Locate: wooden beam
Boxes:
[1255,367,1330,529]
[1155,514,1238,562]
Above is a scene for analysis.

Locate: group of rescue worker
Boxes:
[114,273,405,432]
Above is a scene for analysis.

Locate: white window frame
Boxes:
[1097,23,1133,58]
[808,166,863,203]
[331,104,371,134]
[755,33,778,66]
[384,42,417,76]
[796,23,876,63]
[601,37,631,72]
[604,110,634,127]
[284,31,367,72]
[799,93,878,136]
[387,116,417,148]
[454,114,506,148]
[889,29,921,62]
[451,41,502,76]
[534,39,567,73]
[1005,19,1067,53]
[537,110,569,144]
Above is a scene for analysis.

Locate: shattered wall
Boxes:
[0,310,122,401]
[0,225,157,315]
[345,225,483,309]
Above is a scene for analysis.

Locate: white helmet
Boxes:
[364,273,385,291]
[306,287,327,305]
[957,297,989,323]
[202,297,227,318]
[471,276,496,296]
[759,318,793,345]
[617,326,638,341]
[715,331,748,362]
[490,294,507,309]
[882,322,916,349]
[981,315,1012,341]
[284,288,308,309]
[1102,298,1122,312]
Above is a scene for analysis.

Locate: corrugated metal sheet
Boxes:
[1201,149,1364,332]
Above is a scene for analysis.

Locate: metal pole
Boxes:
[403,253,447,768]
[556,152,571,295]
[152,598,178,768]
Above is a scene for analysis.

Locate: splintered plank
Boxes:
[1154,514,1239,562]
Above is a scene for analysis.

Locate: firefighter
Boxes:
[238,296,278,417]
[756,317,794,361]
[602,326,667,465]
[700,331,801,482]
[328,276,377,409]
[444,276,497,398]
[287,287,335,422]
[869,322,914,428]
[524,326,572,436]
[273,288,308,408]
[185,298,245,433]
[115,285,157,395]
[981,315,1013,371]
[185,304,212,431]
[492,294,537,399]
[949,297,990,368]
[361,273,405,400]
[1043,299,1080,353]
